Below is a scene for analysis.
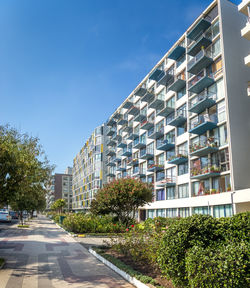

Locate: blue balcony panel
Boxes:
[157,106,175,117]
[168,45,186,60]
[148,130,164,140]
[107,118,116,126]
[141,121,154,130]
[189,97,216,114]
[107,129,116,136]
[156,180,176,187]
[134,142,146,149]
[168,115,187,127]
[117,119,128,126]
[113,112,122,120]
[168,156,188,165]
[190,146,219,157]
[141,91,154,103]
[168,79,186,92]
[149,69,165,81]
[147,166,164,172]
[107,140,116,147]
[106,150,116,156]
[140,152,154,160]
[131,159,139,166]
[107,173,116,177]
[158,72,174,86]
[135,87,147,97]
[189,121,217,135]
[191,172,220,180]
[107,162,116,167]
[134,114,146,123]
[187,36,212,56]
[128,133,139,140]
[148,98,164,109]
[128,106,140,116]
[157,141,175,151]
[117,142,127,148]
[189,76,215,94]
[187,18,211,40]
[117,167,126,172]
[122,150,132,157]
[123,101,133,109]
[188,55,213,75]
[114,157,121,162]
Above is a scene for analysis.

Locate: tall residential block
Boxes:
[72,125,105,211]
[73,0,250,218]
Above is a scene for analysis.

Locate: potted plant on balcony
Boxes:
[227,184,231,191]
[210,188,217,194]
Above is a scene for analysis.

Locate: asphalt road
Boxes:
[0,215,134,288]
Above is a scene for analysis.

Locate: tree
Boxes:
[51,199,66,214]
[0,125,53,222]
[90,178,153,225]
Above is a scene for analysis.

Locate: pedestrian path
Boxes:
[0,216,134,288]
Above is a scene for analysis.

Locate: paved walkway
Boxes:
[0,216,134,288]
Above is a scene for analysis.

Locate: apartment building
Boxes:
[72,125,105,211]
[238,0,250,96]
[46,169,73,211]
[104,0,250,220]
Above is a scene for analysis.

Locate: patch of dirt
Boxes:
[104,248,174,288]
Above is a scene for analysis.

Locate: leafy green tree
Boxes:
[51,199,66,214]
[90,178,153,225]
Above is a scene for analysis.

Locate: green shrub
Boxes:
[186,241,250,288]
[157,214,222,287]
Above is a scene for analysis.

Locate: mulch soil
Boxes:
[103,248,174,288]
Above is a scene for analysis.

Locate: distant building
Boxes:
[46,168,73,211]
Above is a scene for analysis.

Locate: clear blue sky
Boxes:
[0,0,239,173]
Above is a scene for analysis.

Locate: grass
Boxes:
[0,258,5,268]
[17,225,29,228]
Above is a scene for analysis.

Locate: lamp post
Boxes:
[231,192,236,216]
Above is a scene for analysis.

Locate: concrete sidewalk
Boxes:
[0,215,134,288]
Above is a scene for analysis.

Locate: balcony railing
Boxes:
[148,126,164,139]
[168,151,188,165]
[106,148,116,156]
[121,148,132,157]
[141,89,155,103]
[147,163,165,172]
[133,138,146,149]
[190,137,219,157]
[156,138,175,151]
[156,176,176,187]
[140,118,155,130]
[140,148,154,159]
[189,114,218,135]
[188,70,214,94]
[187,50,213,75]
[187,17,211,40]
[187,31,212,56]
[168,74,186,92]
[133,168,146,177]
[157,102,175,117]
[190,165,221,180]
[189,92,217,114]
[128,104,140,116]
[107,127,116,136]
[168,109,187,127]
[134,86,147,97]
[117,140,127,148]
[168,45,186,61]
[148,93,165,109]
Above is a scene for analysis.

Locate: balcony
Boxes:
[113,134,122,141]
[156,138,175,151]
[123,123,133,134]
[107,139,116,147]
[107,172,116,177]
[133,168,146,177]
[168,45,186,61]
[114,157,121,162]
[168,75,186,92]
[128,104,140,116]
[134,111,147,123]
[121,149,132,157]
[168,110,187,127]
[107,161,116,167]
[147,163,164,172]
[134,86,147,97]
[148,94,165,109]
[140,119,155,130]
[107,118,116,126]
[190,165,221,180]
[117,166,127,172]
[188,71,215,94]
[148,127,164,140]
[157,103,175,117]
[130,158,139,166]
[128,130,140,140]
[156,177,176,187]
[123,100,133,110]
[140,149,154,160]
[189,114,218,135]
[117,140,127,148]
[106,127,116,136]
[190,137,219,157]
[106,148,116,156]
[241,21,250,40]
[187,50,213,75]
[189,92,216,114]
[168,152,188,165]
[187,32,212,56]
[149,68,165,81]
[117,117,128,126]
[187,18,211,40]
[133,138,146,149]
[141,90,155,103]
[157,70,174,86]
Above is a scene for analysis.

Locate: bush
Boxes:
[157,214,222,287]
[186,241,250,288]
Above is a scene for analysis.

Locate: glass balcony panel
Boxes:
[107,118,116,126]
[168,109,187,127]
[134,86,147,97]
[148,93,165,109]
[190,137,219,157]
[187,31,212,56]
[168,150,188,165]
[189,92,217,114]
[140,148,154,159]
[140,119,155,130]
[156,176,176,187]
[149,69,165,81]
[156,137,175,151]
[128,104,140,116]
[187,18,211,40]
[188,71,215,94]
[123,100,133,109]
[157,70,174,86]
[187,50,213,75]
[168,75,186,92]
[148,126,165,140]
[147,162,164,172]
[190,164,221,180]
[168,45,186,60]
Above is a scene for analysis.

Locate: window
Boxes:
[148,209,155,219]
[192,180,210,196]
[156,209,166,217]
[166,149,175,161]
[178,184,189,198]
[166,208,177,218]
[213,204,232,218]
[193,206,211,215]
[166,186,176,200]
[176,54,185,68]
[156,171,165,181]
[178,162,188,175]
[220,148,230,172]
[156,153,165,165]
[218,100,226,122]
[177,123,187,136]
[167,96,175,109]
[212,55,222,78]
[179,207,190,218]
[211,20,220,39]
[156,189,165,201]
[177,86,186,100]
[219,124,227,146]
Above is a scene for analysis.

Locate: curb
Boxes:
[89,248,150,288]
